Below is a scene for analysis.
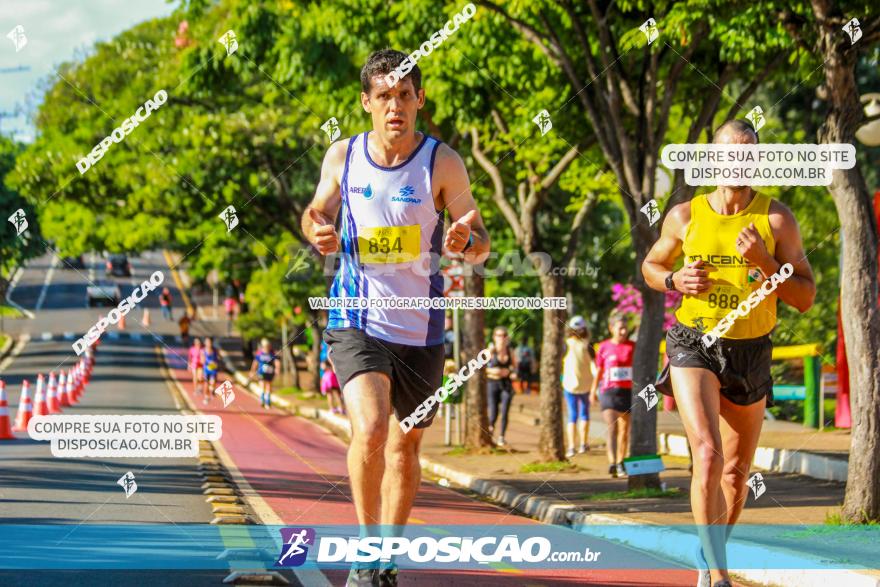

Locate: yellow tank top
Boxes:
[675,192,777,339]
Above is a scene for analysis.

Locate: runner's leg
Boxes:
[670,366,729,584]
[719,394,766,531]
[344,372,392,528]
[577,395,589,449]
[499,386,513,438]
[603,409,619,464]
[618,410,631,461]
[381,414,425,529]
[487,383,500,434]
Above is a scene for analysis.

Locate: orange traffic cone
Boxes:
[66,369,76,405]
[73,365,83,402]
[142,308,151,327]
[58,371,71,407]
[47,372,61,414]
[33,374,48,416]
[0,381,15,439]
[12,380,32,432]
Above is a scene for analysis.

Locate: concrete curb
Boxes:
[213,351,876,586]
[658,432,848,482]
[568,510,879,587]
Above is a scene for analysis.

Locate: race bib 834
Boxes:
[358,225,421,264]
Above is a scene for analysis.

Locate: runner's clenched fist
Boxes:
[445,209,477,254]
[308,208,339,255]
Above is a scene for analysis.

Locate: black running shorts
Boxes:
[323,328,446,429]
[599,386,632,412]
[656,322,773,406]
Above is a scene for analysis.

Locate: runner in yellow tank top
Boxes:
[642,120,816,587]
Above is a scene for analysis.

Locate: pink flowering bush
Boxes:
[611,283,682,331]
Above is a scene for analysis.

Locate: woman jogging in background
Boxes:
[320,359,345,415]
[591,315,635,477]
[250,338,281,409]
[515,339,537,394]
[486,326,517,447]
[562,316,595,458]
[202,337,220,404]
[188,338,204,390]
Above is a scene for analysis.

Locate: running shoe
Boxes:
[346,566,377,587]
[377,563,399,587]
[566,448,576,458]
[615,463,626,477]
[578,443,588,454]
[695,546,711,587]
[712,581,732,587]
[608,464,618,478]
[497,436,506,447]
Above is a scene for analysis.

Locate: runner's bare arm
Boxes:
[301,139,349,254]
[642,202,710,295]
[741,201,815,313]
[435,144,490,264]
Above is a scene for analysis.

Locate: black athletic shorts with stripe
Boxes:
[323,328,446,428]
[656,322,773,406]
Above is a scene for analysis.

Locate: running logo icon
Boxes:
[532,110,552,136]
[321,117,340,142]
[285,246,313,280]
[6,25,26,52]
[215,380,235,407]
[745,106,766,132]
[275,527,315,567]
[843,18,862,44]
[117,471,137,498]
[8,209,27,236]
[220,205,239,232]
[640,199,661,226]
[639,18,659,45]
[638,384,659,411]
[747,472,766,500]
[218,30,238,55]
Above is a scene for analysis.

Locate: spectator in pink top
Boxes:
[320,359,345,415]
[591,314,635,478]
[224,296,238,335]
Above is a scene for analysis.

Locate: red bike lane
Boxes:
[163,347,697,586]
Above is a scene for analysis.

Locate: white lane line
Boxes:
[4,266,36,319]
[88,252,95,282]
[40,332,52,341]
[35,255,59,311]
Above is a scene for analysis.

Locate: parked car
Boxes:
[87,281,121,307]
[61,255,86,269]
[105,254,131,277]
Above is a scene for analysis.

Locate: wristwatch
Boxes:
[665,271,676,291]
[462,233,474,252]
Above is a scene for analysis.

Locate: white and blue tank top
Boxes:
[327,131,445,346]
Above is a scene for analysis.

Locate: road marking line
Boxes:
[35,254,59,311]
[88,251,96,281]
[4,265,35,319]
[162,249,195,317]
[41,332,52,341]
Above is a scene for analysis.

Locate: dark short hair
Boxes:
[715,118,759,142]
[361,48,422,94]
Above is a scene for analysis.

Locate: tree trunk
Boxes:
[464,268,492,449]
[813,0,880,520]
[538,273,566,461]
[629,224,664,490]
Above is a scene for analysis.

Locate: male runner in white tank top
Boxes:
[302,49,489,587]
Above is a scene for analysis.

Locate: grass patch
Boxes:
[825,510,880,526]
[443,446,507,457]
[274,386,317,400]
[519,461,578,474]
[0,304,23,318]
[583,487,683,501]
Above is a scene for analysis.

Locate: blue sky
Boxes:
[0,0,176,143]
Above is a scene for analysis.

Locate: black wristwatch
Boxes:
[462,233,474,252]
[665,271,676,291]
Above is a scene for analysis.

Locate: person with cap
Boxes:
[250,338,281,409]
[562,316,596,458]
